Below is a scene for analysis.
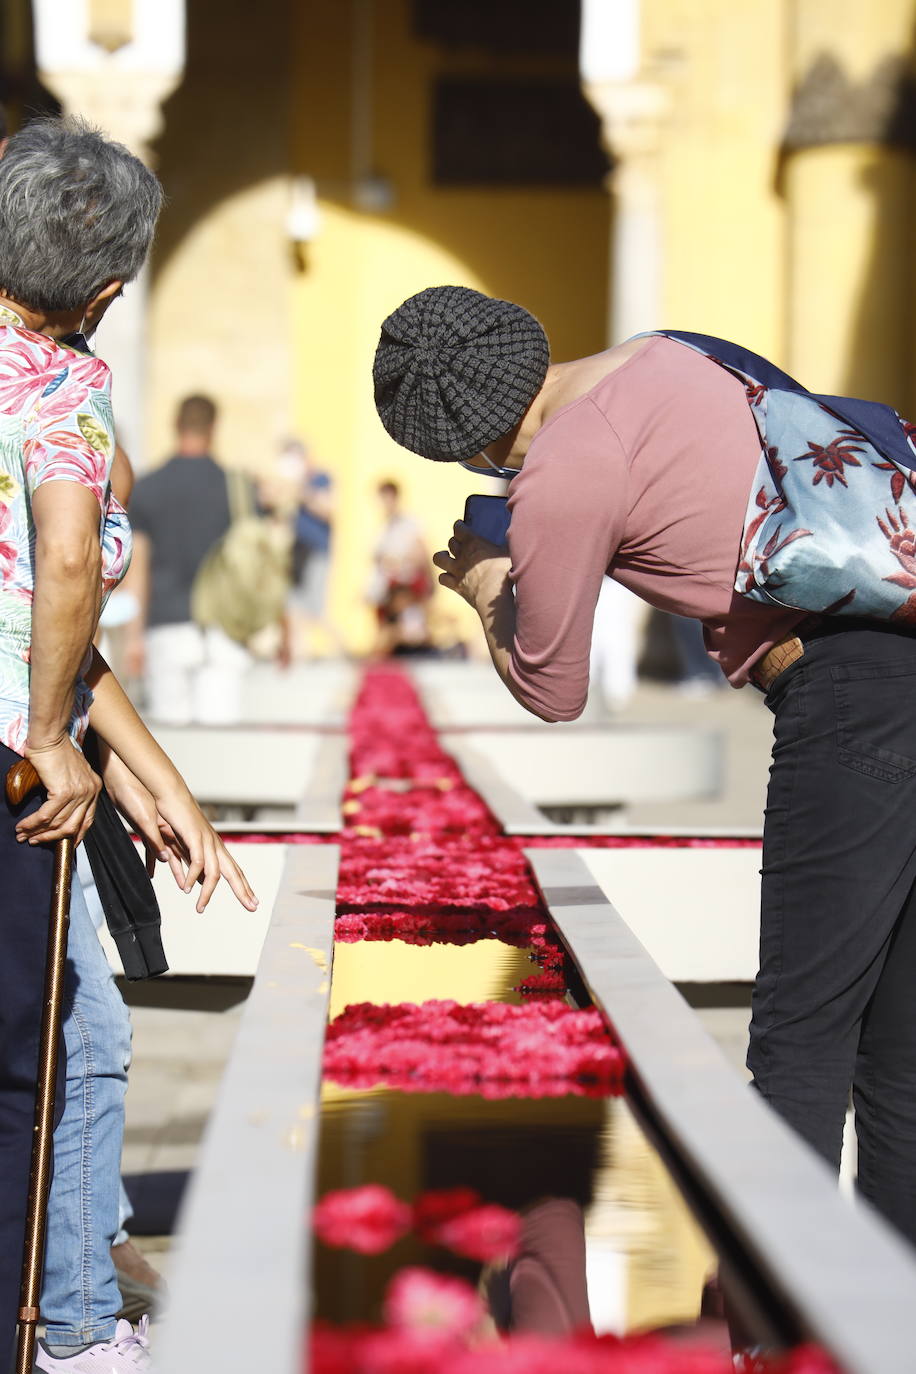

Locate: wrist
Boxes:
[150,773,194,807]
[470,560,510,603]
[25,732,71,756]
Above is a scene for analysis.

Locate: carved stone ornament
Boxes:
[784,53,916,151]
[88,0,135,55]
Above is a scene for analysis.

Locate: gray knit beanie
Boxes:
[372,285,550,462]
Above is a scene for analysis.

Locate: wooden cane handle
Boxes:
[6,758,41,806]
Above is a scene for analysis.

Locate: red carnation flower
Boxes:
[383,1266,483,1340]
[413,1187,481,1240]
[433,1203,522,1262]
[312,1184,411,1254]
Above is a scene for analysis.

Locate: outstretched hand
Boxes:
[101,750,258,914]
[432,521,511,609]
[155,788,258,914]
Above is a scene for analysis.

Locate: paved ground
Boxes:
[118,665,771,1289]
[599,680,773,831]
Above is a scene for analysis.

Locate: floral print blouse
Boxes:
[0,307,131,755]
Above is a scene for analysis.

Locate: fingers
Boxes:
[135,816,169,866]
[183,844,205,896]
[151,794,258,913]
[218,845,259,912]
[195,834,221,914]
[432,549,455,573]
[190,837,257,914]
[16,796,75,840]
[438,572,458,590]
[17,793,98,846]
[74,796,98,846]
[164,845,189,891]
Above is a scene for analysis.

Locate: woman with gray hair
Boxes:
[0,118,256,1370]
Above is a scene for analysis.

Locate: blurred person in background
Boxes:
[279,437,340,658]
[0,115,257,1372]
[125,395,250,724]
[375,284,916,1255]
[366,479,433,656]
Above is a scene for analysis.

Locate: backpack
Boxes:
[654,332,916,624]
[190,468,293,644]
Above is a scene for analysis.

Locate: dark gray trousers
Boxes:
[750,623,916,1245]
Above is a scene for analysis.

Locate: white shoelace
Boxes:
[101,1315,151,1365]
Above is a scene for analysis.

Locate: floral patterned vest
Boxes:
[651,331,916,623]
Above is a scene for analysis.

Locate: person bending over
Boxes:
[373,284,916,1250]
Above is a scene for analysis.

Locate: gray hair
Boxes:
[0,116,163,313]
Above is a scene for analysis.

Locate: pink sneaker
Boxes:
[34,1316,151,1371]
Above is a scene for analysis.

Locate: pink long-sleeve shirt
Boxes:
[505,335,803,721]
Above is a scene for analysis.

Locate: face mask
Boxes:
[459,453,518,481]
[61,331,92,355]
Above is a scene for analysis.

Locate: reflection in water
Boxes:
[588,1099,715,1335]
[316,1062,714,1334]
[314,1084,604,1326]
[317,935,714,1336]
[328,937,544,1016]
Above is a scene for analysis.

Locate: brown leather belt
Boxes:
[749,634,806,692]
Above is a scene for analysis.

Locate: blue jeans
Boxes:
[40,850,133,1345]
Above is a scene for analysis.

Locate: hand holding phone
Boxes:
[463,493,510,546]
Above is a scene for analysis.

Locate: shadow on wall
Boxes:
[293,0,612,358]
[149,0,295,286]
[838,30,916,412]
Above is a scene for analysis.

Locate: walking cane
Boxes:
[6,758,75,1374]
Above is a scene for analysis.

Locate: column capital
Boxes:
[582,79,670,164]
[30,0,185,159]
[36,69,181,161]
[784,52,916,153]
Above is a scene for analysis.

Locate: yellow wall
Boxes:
[640,0,916,412]
[142,0,916,652]
[146,0,296,471]
[641,0,791,360]
[785,144,916,406]
[291,1,611,652]
[782,0,916,409]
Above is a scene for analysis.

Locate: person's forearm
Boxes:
[475,564,515,684]
[85,649,190,799]
[474,565,560,723]
[473,565,533,705]
[28,536,102,748]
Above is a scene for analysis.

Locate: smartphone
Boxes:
[464,493,511,546]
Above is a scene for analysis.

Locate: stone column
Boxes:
[781,0,916,408]
[578,0,666,692]
[579,0,668,341]
[30,0,185,467]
